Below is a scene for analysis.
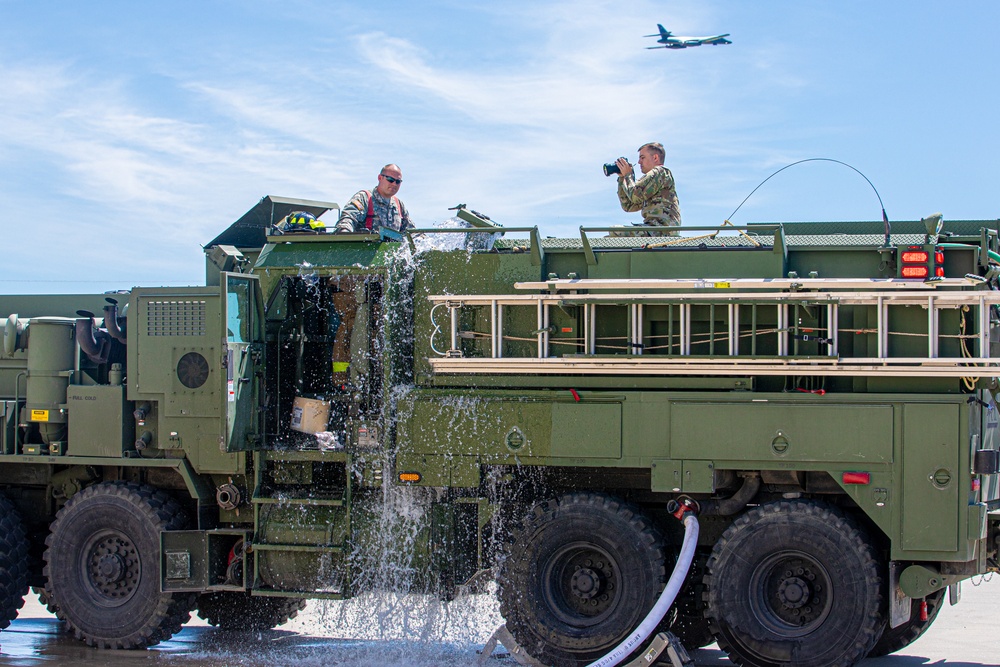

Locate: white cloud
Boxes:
[353,33,675,131]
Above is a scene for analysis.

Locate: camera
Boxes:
[603,158,629,177]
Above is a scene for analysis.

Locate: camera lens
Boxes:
[603,163,621,177]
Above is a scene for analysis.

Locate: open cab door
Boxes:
[223,272,264,452]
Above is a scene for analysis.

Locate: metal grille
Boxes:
[146,300,207,336]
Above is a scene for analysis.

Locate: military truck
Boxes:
[0,195,997,667]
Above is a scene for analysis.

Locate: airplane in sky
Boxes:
[645,24,732,49]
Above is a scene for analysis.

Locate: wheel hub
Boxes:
[778,574,812,608]
[545,547,620,625]
[571,567,602,599]
[87,534,140,601]
[751,553,831,635]
[97,553,126,583]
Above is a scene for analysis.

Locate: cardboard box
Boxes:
[290,397,331,434]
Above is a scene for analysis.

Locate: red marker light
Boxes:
[901,266,929,278]
[842,472,871,485]
[901,250,930,263]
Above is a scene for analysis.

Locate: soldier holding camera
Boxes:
[607,142,681,236]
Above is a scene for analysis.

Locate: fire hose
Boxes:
[584,498,700,667]
[479,499,700,667]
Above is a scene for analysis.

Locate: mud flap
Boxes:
[889,561,912,629]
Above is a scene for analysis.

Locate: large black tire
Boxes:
[868,588,945,657]
[0,494,29,629]
[197,592,307,631]
[705,500,884,667]
[497,493,666,667]
[43,482,198,649]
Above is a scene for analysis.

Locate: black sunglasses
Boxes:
[380,174,402,184]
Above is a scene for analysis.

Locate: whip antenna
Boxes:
[727,158,891,246]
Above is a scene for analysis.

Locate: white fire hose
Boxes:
[585,502,700,667]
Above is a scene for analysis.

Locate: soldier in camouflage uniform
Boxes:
[336,163,414,234]
[613,142,681,237]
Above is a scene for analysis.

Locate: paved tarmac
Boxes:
[0,578,997,666]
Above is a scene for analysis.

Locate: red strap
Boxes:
[364,192,402,231]
[364,192,374,231]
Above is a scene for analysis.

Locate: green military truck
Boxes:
[0,195,997,667]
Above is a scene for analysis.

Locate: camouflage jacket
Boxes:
[617,165,681,227]
[336,189,413,234]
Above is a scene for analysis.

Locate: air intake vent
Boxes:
[176,352,210,388]
[147,300,207,336]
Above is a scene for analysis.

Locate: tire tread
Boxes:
[43,481,196,649]
[0,494,29,630]
[704,500,883,667]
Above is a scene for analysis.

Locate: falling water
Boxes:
[259,221,520,665]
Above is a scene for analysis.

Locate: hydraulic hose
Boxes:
[584,502,700,667]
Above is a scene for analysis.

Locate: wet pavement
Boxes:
[1,579,997,667]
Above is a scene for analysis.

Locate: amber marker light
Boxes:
[398,472,422,483]
[842,472,871,485]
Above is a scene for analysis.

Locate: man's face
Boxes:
[376,166,403,198]
[637,148,660,175]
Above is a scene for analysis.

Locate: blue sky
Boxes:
[2,1,998,293]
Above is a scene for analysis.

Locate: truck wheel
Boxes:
[43,482,197,649]
[705,500,883,667]
[196,592,306,631]
[497,493,666,667]
[0,494,29,630]
[868,588,945,657]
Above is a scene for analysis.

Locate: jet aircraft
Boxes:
[645,24,731,49]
